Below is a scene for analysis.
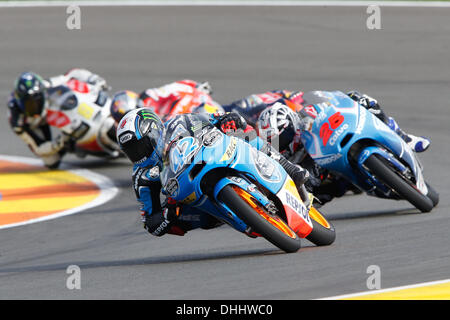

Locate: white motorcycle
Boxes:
[46,79,120,159]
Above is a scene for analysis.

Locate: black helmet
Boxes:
[110,90,141,123]
[14,72,47,117]
[116,107,165,167]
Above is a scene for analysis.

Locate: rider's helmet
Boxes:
[257,102,301,154]
[116,107,165,167]
[14,72,48,118]
[110,90,141,124]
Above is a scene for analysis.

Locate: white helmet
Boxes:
[257,102,301,153]
[116,107,165,167]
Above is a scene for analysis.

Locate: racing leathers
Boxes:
[133,112,309,237]
[7,68,109,168]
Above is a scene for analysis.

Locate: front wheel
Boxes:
[364,155,434,213]
[306,207,336,246]
[218,185,302,253]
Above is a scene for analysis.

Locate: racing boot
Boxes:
[387,117,431,153]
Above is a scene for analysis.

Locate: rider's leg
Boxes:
[228,124,310,199]
[386,117,430,153]
[347,91,430,152]
[41,151,63,169]
[257,138,309,188]
[98,116,121,155]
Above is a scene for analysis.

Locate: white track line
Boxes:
[0,155,119,230]
[1,1,450,8]
[318,278,450,300]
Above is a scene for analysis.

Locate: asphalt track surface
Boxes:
[0,5,449,300]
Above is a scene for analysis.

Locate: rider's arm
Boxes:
[346,90,388,123]
[168,79,211,94]
[16,129,66,158]
[132,165,180,237]
[209,111,263,150]
[139,80,205,108]
[8,99,66,165]
[221,92,282,127]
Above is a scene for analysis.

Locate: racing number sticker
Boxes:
[170,136,200,174]
[77,103,95,120]
[319,112,345,146]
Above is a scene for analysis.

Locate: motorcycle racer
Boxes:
[109,80,223,127]
[223,89,431,205]
[116,108,310,237]
[139,79,223,121]
[7,68,110,168]
[223,89,431,153]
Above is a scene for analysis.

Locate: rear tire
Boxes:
[364,155,434,213]
[218,185,302,253]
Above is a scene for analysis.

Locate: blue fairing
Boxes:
[301,91,425,194]
[160,128,288,233]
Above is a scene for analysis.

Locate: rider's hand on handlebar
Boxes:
[216,112,247,134]
[143,198,180,237]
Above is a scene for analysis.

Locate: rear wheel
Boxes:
[218,185,302,253]
[364,155,434,213]
[306,207,336,246]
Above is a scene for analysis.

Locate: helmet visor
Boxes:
[22,93,44,117]
[120,134,155,164]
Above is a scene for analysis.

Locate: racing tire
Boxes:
[218,185,302,253]
[364,155,434,213]
[426,182,439,207]
[306,207,336,246]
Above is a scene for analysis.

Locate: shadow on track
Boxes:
[326,207,422,221]
[61,158,131,170]
[0,248,282,274]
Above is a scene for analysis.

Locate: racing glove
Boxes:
[213,112,247,134]
[142,198,182,236]
[347,91,388,123]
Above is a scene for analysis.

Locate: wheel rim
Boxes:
[232,186,297,239]
[308,206,331,229]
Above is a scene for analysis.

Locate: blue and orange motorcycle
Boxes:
[160,114,336,253]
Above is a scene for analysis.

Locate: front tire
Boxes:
[426,182,439,207]
[364,155,434,213]
[306,207,336,246]
[218,185,302,253]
